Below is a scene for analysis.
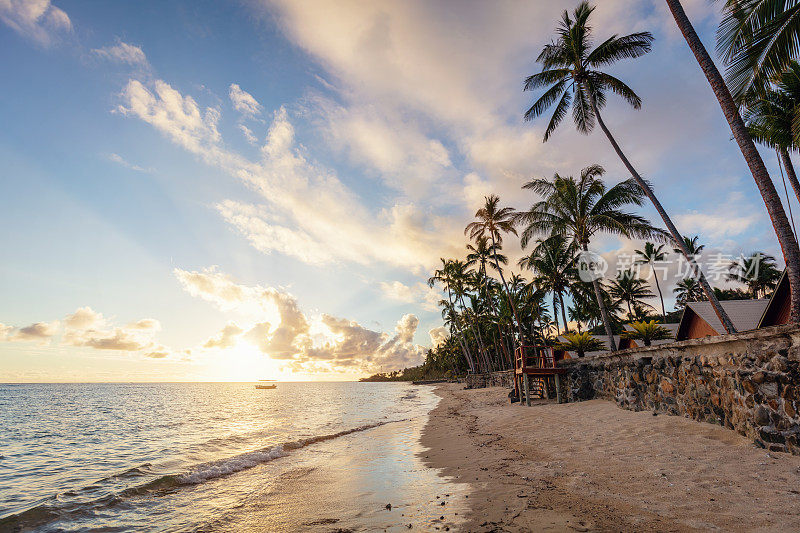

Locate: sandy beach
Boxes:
[422,383,800,532]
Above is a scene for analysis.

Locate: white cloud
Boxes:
[428,326,448,348]
[238,124,258,144]
[676,192,761,242]
[108,153,154,173]
[0,0,71,46]
[92,41,149,67]
[177,266,426,372]
[9,321,59,343]
[0,323,13,341]
[229,83,263,117]
[119,83,463,270]
[203,322,244,349]
[379,280,440,312]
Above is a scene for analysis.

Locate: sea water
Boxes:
[0,382,468,531]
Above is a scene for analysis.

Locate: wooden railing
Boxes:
[514,345,555,371]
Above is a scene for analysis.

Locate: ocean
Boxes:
[0,382,468,532]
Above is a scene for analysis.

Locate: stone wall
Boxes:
[465,369,515,389]
[560,324,800,454]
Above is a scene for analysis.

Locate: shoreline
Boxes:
[421,383,800,531]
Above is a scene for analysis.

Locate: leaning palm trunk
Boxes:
[584,88,737,333]
[582,243,617,350]
[490,235,526,344]
[558,290,569,334]
[666,0,800,324]
[447,291,476,373]
[458,294,492,371]
[779,148,800,205]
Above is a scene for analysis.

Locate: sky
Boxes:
[0,0,795,382]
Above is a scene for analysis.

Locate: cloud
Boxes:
[379,280,440,312]
[64,306,105,330]
[92,41,149,67]
[428,326,448,348]
[675,192,762,242]
[126,318,161,331]
[119,83,463,270]
[0,324,12,341]
[108,153,154,173]
[178,266,426,372]
[9,321,59,343]
[204,322,245,349]
[0,0,71,46]
[229,83,263,117]
[238,124,258,144]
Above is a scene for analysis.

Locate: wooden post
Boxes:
[555,374,562,404]
[523,374,531,406]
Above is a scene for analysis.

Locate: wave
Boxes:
[0,420,393,530]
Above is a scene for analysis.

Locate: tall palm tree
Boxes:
[742,62,800,203]
[465,195,525,341]
[518,235,576,334]
[429,259,476,372]
[515,164,666,350]
[634,242,668,320]
[716,0,800,102]
[666,0,800,324]
[607,270,655,321]
[448,259,492,371]
[726,251,781,298]
[524,1,737,333]
[674,277,704,308]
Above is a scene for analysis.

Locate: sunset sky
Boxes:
[0,0,793,381]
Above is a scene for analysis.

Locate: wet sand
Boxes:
[421,384,800,532]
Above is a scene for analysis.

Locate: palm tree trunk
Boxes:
[457,293,491,371]
[558,290,569,333]
[626,300,633,322]
[653,269,667,322]
[490,234,526,343]
[666,0,800,324]
[447,290,476,373]
[582,243,617,350]
[585,86,737,333]
[552,293,561,335]
[780,147,800,205]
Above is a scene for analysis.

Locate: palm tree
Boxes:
[726,252,781,298]
[518,235,576,335]
[465,195,525,341]
[673,235,705,257]
[634,242,668,320]
[666,0,800,324]
[515,164,666,350]
[429,259,477,373]
[524,1,737,333]
[716,0,800,102]
[622,320,672,347]
[742,63,800,204]
[557,332,605,358]
[607,270,655,321]
[674,277,704,308]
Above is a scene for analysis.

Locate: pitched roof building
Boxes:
[676,299,770,341]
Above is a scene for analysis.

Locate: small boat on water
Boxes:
[255,384,277,389]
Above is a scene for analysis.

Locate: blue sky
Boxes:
[0,0,794,381]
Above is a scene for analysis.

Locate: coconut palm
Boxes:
[607,270,655,321]
[518,235,576,335]
[673,235,705,257]
[515,164,666,350]
[429,259,477,373]
[674,277,704,308]
[524,1,737,333]
[634,242,668,320]
[716,0,800,102]
[666,0,800,324]
[726,252,781,298]
[742,63,800,203]
[465,195,524,341]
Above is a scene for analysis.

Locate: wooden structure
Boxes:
[759,270,790,328]
[514,345,566,406]
[676,299,769,341]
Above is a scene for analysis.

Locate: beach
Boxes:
[422,383,800,532]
